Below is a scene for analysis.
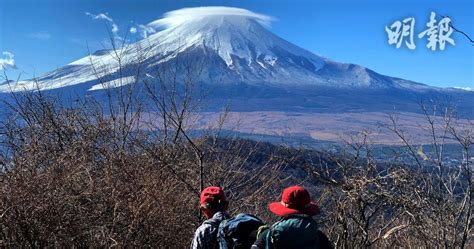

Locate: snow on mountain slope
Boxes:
[0,7,434,92]
[0,6,447,93]
[144,8,325,68]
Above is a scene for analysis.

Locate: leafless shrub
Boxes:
[298,102,473,248]
[0,31,472,248]
[0,36,292,247]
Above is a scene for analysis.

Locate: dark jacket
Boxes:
[251,215,333,249]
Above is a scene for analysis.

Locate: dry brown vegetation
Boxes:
[305,105,473,248]
[0,81,294,247]
[0,39,472,248]
[0,44,293,247]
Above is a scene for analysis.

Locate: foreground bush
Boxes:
[0,82,472,247]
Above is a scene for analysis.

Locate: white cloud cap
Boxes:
[148,6,274,29]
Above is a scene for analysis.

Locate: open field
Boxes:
[189,111,473,145]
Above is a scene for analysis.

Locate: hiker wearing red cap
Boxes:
[190,186,230,249]
[251,186,333,249]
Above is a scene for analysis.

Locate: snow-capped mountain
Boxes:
[0,7,472,116]
[0,7,432,91]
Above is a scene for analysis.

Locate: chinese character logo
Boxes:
[385,12,455,51]
[385,17,416,50]
[418,12,455,51]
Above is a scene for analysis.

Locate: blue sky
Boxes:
[0,0,472,89]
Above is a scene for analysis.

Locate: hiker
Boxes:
[190,186,230,249]
[251,186,333,249]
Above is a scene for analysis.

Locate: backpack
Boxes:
[217,213,265,249]
[265,214,320,249]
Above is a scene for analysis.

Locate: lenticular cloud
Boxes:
[148,6,274,29]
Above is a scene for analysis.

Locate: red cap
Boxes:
[200,186,226,205]
[268,186,320,216]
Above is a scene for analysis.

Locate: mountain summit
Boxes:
[0,7,472,116]
[0,7,441,92]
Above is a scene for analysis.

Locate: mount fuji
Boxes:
[1,7,472,144]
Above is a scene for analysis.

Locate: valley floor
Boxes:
[188,111,474,145]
